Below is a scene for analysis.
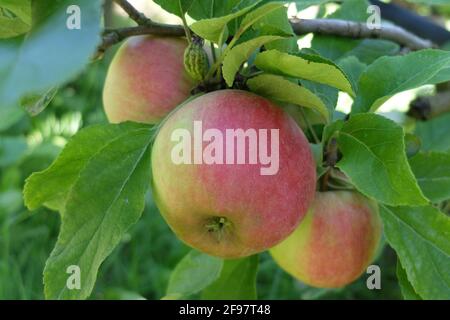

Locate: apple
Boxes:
[270,191,382,288]
[103,36,196,124]
[151,90,317,258]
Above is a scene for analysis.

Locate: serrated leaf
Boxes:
[164,250,223,299]
[190,2,258,43]
[202,255,259,299]
[336,114,428,206]
[396,260,422,300]
[24,123,150,212]
[380,205,450,299]
[353,50,450,113]
[43,124,154,299]
[409,152,450,203]
[414,113,450,152]
[254,50,355,96]
[0,0,102,110]
[222,36,283,86]
[247,74,329,121]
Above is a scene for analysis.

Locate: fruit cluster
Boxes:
[103,36,382,289]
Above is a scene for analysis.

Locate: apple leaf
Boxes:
[164,250,223,300]
[0,136,27,168]
[0,0,31,23]
[337,56,366,94]
[414,113,450,152]
[152,0,193,18]
[380,205,450,299]
[336,113,428,206]
[396,260,422,300]
[254,50,355,96]
[239,2,286,34]
[311,0,370,61]
[202,255,259,300]
[24,123,151,212]
[190,2,258,44]
[222,35,283,86]
[409,152,450,203]
[353,50,450,113]
[43,123,154,299]
[0,0,102,110]
[247,74,329,122]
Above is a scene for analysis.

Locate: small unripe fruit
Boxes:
[270,191,382,288]
[151,90,316,258]
[183,40,210,82]
[103,36,196,124]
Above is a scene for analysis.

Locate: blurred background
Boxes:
[0,0,449,299]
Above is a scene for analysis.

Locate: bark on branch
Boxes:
[290,18,434,50]
[408,91,450,120]
[98,2,435,56]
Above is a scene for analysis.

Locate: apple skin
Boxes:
[270,191,382,288]
[151,90,316,258]
[103,36,196,124]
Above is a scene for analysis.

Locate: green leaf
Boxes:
[24,123,150,211]
[0,15,30,39]
[222,35,283,86]
[43,124,154,299]
[300,79,338,118]
[396,260,422,300]
[164,250,223,299]
[353,50,450,113]
[0,0,31,23]
[292,0,333,10]
[337,56,366,93]
[188,0,251,20]
[311,0,370,61]
[342,39,399,65]
[202,255,259,299]
[190,2,258,44]
[0,0,102,109]
[153,0,193,18]
[240,2,286,34]
[20,86,58,116]
[409,152,450,203]
[380,205,450,299]
[247,74,329,121]
[0,136,27,167]
[0,104,24,132]
[254,50,355,96]
[414,113,450,152]
[336,113,428,206]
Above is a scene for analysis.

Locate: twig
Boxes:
[408,91,450,120]
[290,18,434,51]
[114,0,150,25]
[97,3,435,57]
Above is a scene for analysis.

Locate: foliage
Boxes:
[0,0,449,300]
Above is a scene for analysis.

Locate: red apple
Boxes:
[270,191,382,288]
[151,90,316,258]
[103,36,195,124]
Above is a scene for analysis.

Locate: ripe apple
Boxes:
[270,191,382,288]
[103,36,196,124]
[151,90,317,258]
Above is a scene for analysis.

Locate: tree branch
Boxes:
[97,5,435,56]
[290,18,434,51]
[114,0,150,25]
[408,91,450,120]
